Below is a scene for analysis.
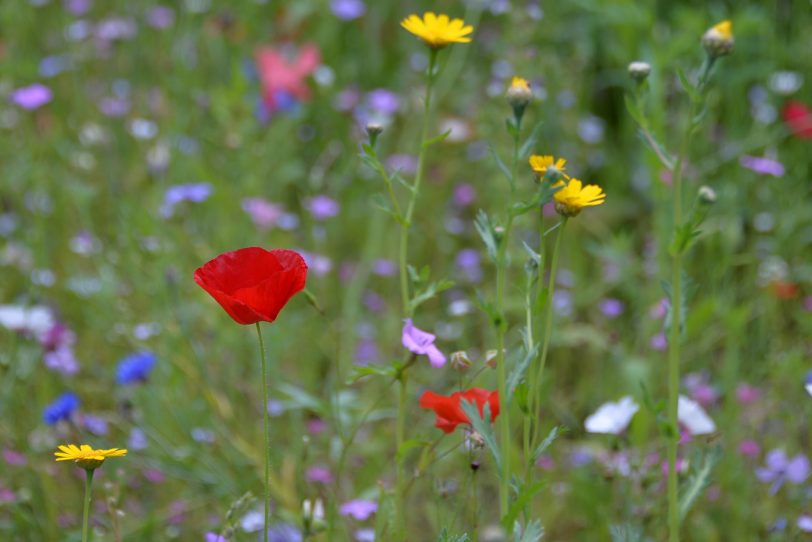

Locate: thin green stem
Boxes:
[82,469,94,542]
[528,218,566,455]
[255,323,270,542]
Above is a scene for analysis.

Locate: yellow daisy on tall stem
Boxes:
[529,154,569,181]
[553,178,606,217]
[401,12,474,49]
[55,444,127,542]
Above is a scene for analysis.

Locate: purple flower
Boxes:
[355,339,379,366]
[116,351,156,384]
[740,155,785,177]
[82,414,109,435]
[453,183,476,207]
[340,499,377,521]
[599,298,624,318]
[205,533,227,542]
[386,154,418,175]
[64,0,91,16]
[805,371,812,397]
[300,251,333,277]
[10,84,52,110]
[3,449,27,467]
[739,440,760,458]
[736,383,761,404]
[43,392,79,425]
[756,449,810,494]
[305,465,333,484]
[366,89,400,115]
[129,427,148,450]
[242,198,283,230]
[160,183,212,217]
[99,96,130,117]
[306,195,340,220]
[267,523,303,542]
[44,346,79,375]
[330,0,366,20]
[402,319,446,367]
[455,249,482,283]
[650,332,667,351]
[798,516,812,533]
[147,6,175,29]
[371,259,397,277]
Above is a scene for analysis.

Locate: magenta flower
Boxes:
[10,84,52,110]
[402,319,446,367]
[339,499,377,521]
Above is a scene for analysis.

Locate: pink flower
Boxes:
[255,44,321,114]
[402,319,446,367]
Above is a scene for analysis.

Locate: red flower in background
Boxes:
[194,247,307,325]
[782,101,812,139]
[419,388,500,433]
[255,43,320,114]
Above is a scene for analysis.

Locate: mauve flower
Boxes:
[194,248,307,325]
[339,499,377,521]
[330,0,366,20]
[740,155,785,177]
[128,427,148,450]
[402,319,446,367]
[306,195,340,220]
[205,533,227,542]
[736,383,761,404]
[371,259,397,277]
[301,251,332,277]
[147,6,175,29]
[64,0,91,16]
[599,298,624,318]
[82,414,108,435]
[10,84,52,110]
[366,89,400,115]
[805,371,812,397]
[455,249,482,282]
[3,449,27,467]
[305,465,333,484]
[739,440,760,458]
[386,154,418,174]
[99,96,130,117]
[267,523,302,542]
[242,198,284,230]
[453,183,476,207]
[160,183,212,217]
[756,449,810,494]
[650,332,667,351]
[798,516,812,533]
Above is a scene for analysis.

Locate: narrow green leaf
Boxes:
[512,519,544,542]
[490,145,514,185]
[423,129,453,148]
[679,447,722,522]
[519,121,544,159]
[533,426,563,462]
[507,345,538,400]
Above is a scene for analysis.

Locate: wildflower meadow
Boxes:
[2,1,812,541]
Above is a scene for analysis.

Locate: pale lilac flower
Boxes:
[371,259,397,277]
[0,488,14,504]
[386,154,418,175]
[453,183,476,207]
[584,396,639,434]
[0,305,54,338]
[362,291,385,313]
[242,198,284,230]
[3,449,27,467]
[305,465,333,484]
[756,449,810,494]
[64,0,91,15]
[455,249,482,283]
[82,414,108,435]
[160,183,212,217]
[267,523,302,542]
[95,17,137,42]
[798,516,812,533]
[99,96,130,117]
[355,339,379,366]
[205,533,227,542]
[10,84,52,110]
[740,155,785,177]
[240,509,264,532]
[402,319,446,367]
[340,499,377,521]
[553,290,573,317]
[44,346,79,375]
[331,0,366,20]
[128,427,148,450]
[301,251,332,276]
[366,89,399,115]
[306,195,340,220]
[650,333,667,351]
[147,6,175,29]
[599,298,624,318]
[355,529,375,542]
[805,371,812,397]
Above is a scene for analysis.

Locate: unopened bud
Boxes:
[627,61,651,82]
[366,123,383,147]
[484,349,499,369]
[506,76,532,111]
[450,350,472,371]
[702,20,734,58]
[698,185,717,205]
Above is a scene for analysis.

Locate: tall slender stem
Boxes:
[82,469,94,542]
[494,115,521,517]
[255,323,270,542]
[394,48,438,541]
[528,218,566,454]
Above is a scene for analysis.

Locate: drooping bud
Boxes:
[450,350,472,371]
[702,20,734,58]
[627,61,651,83]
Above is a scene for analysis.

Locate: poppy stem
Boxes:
[82,468,94,542]
[255,323,270,542]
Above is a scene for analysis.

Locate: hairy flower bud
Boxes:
[506,76,532,109]
[702,20,734,58]
[628,61,651,82]
[698,185,717,205]
[450,350,472,371]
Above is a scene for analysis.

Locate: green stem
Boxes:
[394,48,438,541]
[255,323,270,542]
[82,469,94,542]
[528,218,566,454]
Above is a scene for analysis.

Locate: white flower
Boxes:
[678,395,716,435]
[0,304,54,338]
[584,396,639,434]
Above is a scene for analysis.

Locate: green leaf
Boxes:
[505,117,519,139]
[519,121,545,159]
[490,145,514,185]
[512,519,544,542]
[502,480,545,530]
[460,400,501,473]
[410,278,456,312]
[533,426,563,462]
[438,529,470,542]
[423,129,453,148]
[522,241,541,266]
[507,345,538,400]
[679,447,722,522]
[624,94,645,126]
[609,524,646,542]
[474,210,498,262]
[275,382,324,413]
[348,364,398,384]
[369,193,406,226]
[676,67,699,102]
[396,438,431,462]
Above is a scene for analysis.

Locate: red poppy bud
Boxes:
[194,247,307,325]
[783,101,812,139]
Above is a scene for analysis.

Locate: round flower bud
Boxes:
[506,76,532,109]
[628,61,651,82]
[450,350,472,371]
[698,185,717,205]
[365,122,383,137]
[702,20,734,58]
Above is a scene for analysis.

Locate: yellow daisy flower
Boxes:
[529,155,568,180]
[401,12,474,49]
[55,444,128,470]
[553,178,606,217]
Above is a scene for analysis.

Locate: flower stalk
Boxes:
[82,469,94,542]
[255,323,271,542]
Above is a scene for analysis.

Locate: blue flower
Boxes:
[116,351,156,385]
[43,392,79,425]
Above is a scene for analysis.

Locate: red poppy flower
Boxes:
[770,280,800,300]
[194,247,307,325]
[419,388,500,433]
[782,100,812,139]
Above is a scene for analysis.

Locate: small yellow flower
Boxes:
[507,77,532,108]
[401,12,474,49]
[702,20,734,57]
[553,178,606,217]
[529,155,568,180]
[55,444,128,470]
